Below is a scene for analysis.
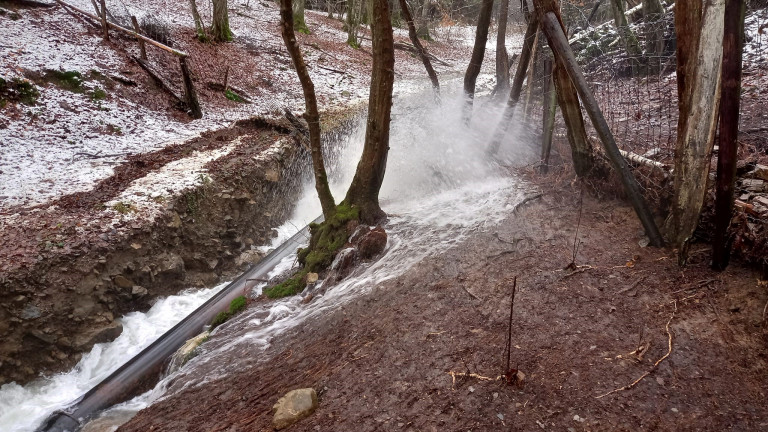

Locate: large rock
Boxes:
[358,227,387,260]
[272,388,318,430]
[74,321,123,350]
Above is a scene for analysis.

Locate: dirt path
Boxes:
[120,179,768,431]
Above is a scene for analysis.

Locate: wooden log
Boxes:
[53,0,188,57]
[486,16,538,155]
[539,10,664,247]
[133,56,184,103]
[712,0,746,271]
[131,16,147,60]
[540,57,556,173]
[179,56,203,119]
[619,149,669,174]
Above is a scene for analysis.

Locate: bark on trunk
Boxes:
[398,0,439,92]
[179,56,203,119]
[344,0,395,224]
[211,0,232,42]
[540,57,556,173]
[486,16,538,155]
[99,0,108,40]
[610,0,642,71]
[495,0,511,96]
[346,0,361,47]
[189,0,206,40]
[642,0,665,74]
[280,0,337,220]
[552,59,594,177]
[131,16,147,60]
[666,0,725,263]
[293,0,308,33]
[538,7,664,247]
[712,0,745,270]
[462,0,494,120]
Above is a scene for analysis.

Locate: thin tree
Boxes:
[642,0,665,73]
[463,0,494,119]
[609,0,642,72]
[398,0,440,91]
[495,0,511,97]
[712,0,745,270]
[189,0,207,40]
[665,0,725,264]
[280,0,336,219]
[346,0,362,47]
[211,0,233,42]
[344,0,396,224]
[293,0,309,34]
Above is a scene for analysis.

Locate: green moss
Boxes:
[90,87,107,101]
[0,78,40,105]
[210,296,249,328]
[225,88,245,103]
[297,202,359,272]
[43,70,84,93]
[263,270,308,299]
[112,201,134,214]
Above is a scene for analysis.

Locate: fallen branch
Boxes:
[8,0,55,7]
[461,285,481,301]
[316,64,347,75]
[512,193,543,213]
[619,149,670,175]
[71,151,129,162]
[394,41,451,66]
[596,301,677,398]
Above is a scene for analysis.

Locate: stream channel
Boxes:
[0,85,537,432]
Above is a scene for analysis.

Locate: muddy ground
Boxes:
[120,174,768,431]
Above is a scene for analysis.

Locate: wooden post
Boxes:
[223,65,230,92]
[523,29,540,121]
[179,57,203,119]
[487,17,538,155]
[712,0,746,270]
[131,16,147,60]
[540,57,556,173]
[99,0,108,40]
[539,10,664,247]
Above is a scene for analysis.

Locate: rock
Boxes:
[348,224,368,243]
[21,304,42,320]
[358,227,387,260]
[236,249,264,267]
[306,272,319,284]
[113,275,133,289]
[25,329,56,345]
[167,331,210,373]
[131,285,148,296]
[264,167,280,182]
[272,388,318,430]
[742,179,767,192]
[754,196,768,209]
[167,212,182,228]
[156,253,185,277]
[74,321,123,349]
[750,164,768,181]
[330,247,358,280]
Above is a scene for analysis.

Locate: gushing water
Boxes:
[0,82,536,431]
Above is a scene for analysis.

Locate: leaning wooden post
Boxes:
[131,16,147,60]
[540,57,556,173]
[98,0,109,40]
[539,9,664,247]
[712,0,746,270]
[179,57,203,119]
[487,16,538,155]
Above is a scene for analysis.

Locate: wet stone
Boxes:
[113,275,133,289]
[21,304,42,320]
[272,388,318,430]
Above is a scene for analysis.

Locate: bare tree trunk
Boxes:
[642,0,665,74]
[552,59,594,177]
[537,6,664,247]
[416,0,431,39]
[486,16,538,155]
[610,0,642,72]
[280,0,337,220]
[540,57,556,173]
[463,0,494,120]
[211,0,233,42]
[666,0,725,263]
[344,0,395,224]
[495,0,511,96]
[523,29,540,120]
[398,0,439,91]
[712,0,745,270]
[99,0,108,40]
[188,0,206,40]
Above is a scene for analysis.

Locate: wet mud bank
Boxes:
[0,110,361,386]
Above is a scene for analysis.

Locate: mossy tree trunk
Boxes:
[189,0,206,40]
[211,0,233,42]
[280,0,337,220]
[416,0,431,40]
[463,0,494,120]
[398,0,439,91]
[346,0,362,47]
[344,0,395,225]
[293,0,309,33]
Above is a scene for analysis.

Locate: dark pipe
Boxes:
[36,218,319,432]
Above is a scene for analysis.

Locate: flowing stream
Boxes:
[0,84,536,432]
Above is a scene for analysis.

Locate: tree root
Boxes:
[596,301,677,399]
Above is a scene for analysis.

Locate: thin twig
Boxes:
[504,277,517,375]
[570,186,584,266]
[596,301,677,398]
[461,285,481,301]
